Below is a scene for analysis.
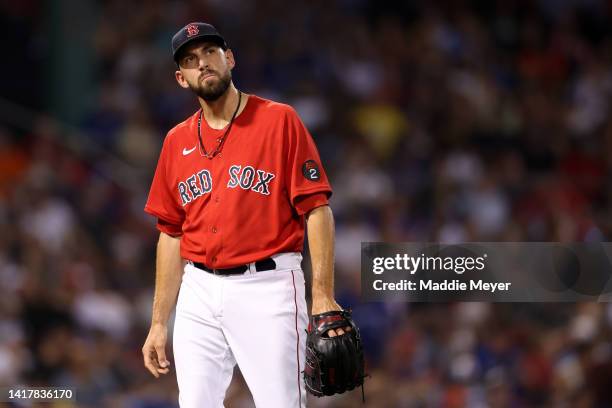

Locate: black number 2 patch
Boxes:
[302,160,321,181]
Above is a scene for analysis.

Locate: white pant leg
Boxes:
[173,264,236,408]
[221,267,308,408]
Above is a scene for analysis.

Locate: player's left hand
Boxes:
[311,297,351,337]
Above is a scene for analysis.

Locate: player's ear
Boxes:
[175,70,190,89]
[225,49,235,70]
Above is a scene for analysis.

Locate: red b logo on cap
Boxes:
[186,24,199,37]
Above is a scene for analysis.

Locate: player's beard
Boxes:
[191,70,232,101]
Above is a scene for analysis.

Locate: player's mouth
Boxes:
[200,72,217,81]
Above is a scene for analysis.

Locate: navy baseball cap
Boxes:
[171,22,228,62]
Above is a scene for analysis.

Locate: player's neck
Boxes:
[199,85,241,129]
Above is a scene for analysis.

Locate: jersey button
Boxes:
[212,227,217,233]
[212,257,217,263]
[215,196,220,203]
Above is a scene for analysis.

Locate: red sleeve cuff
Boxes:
[156,218,183,237]
[294,192,329,216]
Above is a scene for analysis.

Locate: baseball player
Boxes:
[141,22,347,408]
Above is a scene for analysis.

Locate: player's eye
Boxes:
[181,55,197,67]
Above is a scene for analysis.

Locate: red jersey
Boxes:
[144,95,332,268]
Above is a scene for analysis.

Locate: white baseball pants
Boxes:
[173,252,308,408]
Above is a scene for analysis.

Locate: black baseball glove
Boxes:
[303,310,366,398]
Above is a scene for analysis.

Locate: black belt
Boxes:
[192,258,276,275]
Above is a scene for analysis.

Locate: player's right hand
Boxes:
[142,323,171,378]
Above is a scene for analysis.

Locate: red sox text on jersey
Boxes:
[178,165,275,205]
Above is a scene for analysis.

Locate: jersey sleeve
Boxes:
[284,108,332,215]
[293,192,330,215]
[144,135,185,234]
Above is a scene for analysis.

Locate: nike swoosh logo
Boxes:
[182,146,196,156]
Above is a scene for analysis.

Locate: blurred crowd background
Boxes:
[2,0,612,407]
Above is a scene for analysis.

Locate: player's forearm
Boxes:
[306,205,335,302]
[151,232,183,326]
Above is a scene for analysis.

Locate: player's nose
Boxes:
[198,55,210,70]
